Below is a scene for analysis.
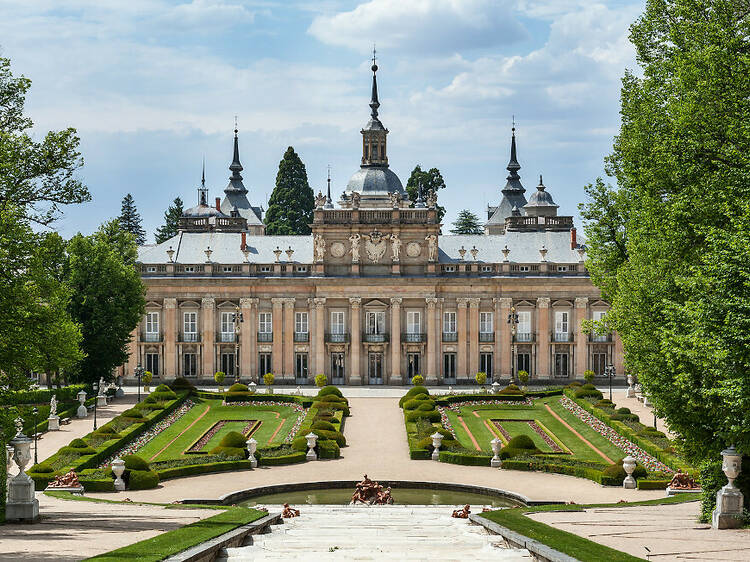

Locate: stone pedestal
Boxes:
[97,395,107,407]
[712,486,744,529]
[76,390,87,418]
[643,395,652,407]
[115,386,125,398]
[47,415,60,431]
[7,472,39,521]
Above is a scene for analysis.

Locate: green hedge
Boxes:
[439,450,493,466]
[637,479,671,490]
[258,451,306,466]
[157,460,254,481]
[80,478,115,492]
[318,440,340,459]
[0,384,88,406]
[502,459,606,484]
[410,448,431,460]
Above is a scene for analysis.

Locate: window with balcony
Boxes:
[295,311,309,342]
[328,311,347,342]
[516,310,531,341]
[183,311,198,341]
[365,311,386,342]
[554,311,569,342]
[443,311,457,341]
[592,310,609,342]
[145,312,160,342]
[479,312,494,341]
[258,312,272,342]
[220,311,235,342]
[405,311,422,342]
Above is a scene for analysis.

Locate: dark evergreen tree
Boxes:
[118,193,146,245]
[405,165,447,222]
[264,147,314,235]
[155,197,183,244]
[450,209,483,234]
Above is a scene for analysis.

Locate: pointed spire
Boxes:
[198,161,208,207]
[325,165,333,209]
[201,157,206,187]
[225,119,248,195]
[502,119,525,194]
[369,46,380,120]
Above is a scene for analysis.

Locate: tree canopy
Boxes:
[119,193,146,245]
[155,196,183,244]
[264,147,314,235]
[450,209,483,234]
[405,165,446,222]
[579,0,750,517]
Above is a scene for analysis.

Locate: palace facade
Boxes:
[125,62,622,386]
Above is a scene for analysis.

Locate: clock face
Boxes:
[406,242,422,257]
[330,242,346,258]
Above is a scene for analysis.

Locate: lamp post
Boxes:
[233,307,243,383]
[32,407,38,465]
[135,363,144,403]
[605,363,615,402]
[507,306,519,383]
[92,382,98,430]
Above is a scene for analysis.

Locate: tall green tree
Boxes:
[155,196,183,244]
[450,209,483,234]
[0,57,89,225]
[67,220,145,385]
[119,193,146,245]
[264,147,314,235]
[579,0,750,519]
[405,165,446,222]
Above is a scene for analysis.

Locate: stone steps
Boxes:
[220,506,531,561]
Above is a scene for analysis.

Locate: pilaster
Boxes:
[537,297,551,378]
[240,298,257,381]
[390,297,402,384]
[456,298,469,378]
[425,297,438,384]
[468,297,480,378]
[164,298,177,378]
[201,297,215,378]
[283,298,296,380]
[314,298,326,376]
[497,297,512,377]
[575,297,589,378]
[349,297,362,385]
[271,298,284,377]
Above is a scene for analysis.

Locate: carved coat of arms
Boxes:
[364,231,387,263]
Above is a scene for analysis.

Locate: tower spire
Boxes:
[225,119,248,195]
[502,119,524,194]
[369,46,380,120]
[325,165,333,209]
[198,159,208,206]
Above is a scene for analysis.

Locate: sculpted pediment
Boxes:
[364,299,388,308]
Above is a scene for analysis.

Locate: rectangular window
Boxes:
[183,311,197,338]
[331,353,345,383]
[295,353,308,381]
[183,353,197,377]
[593,353,608,376]
[330,311,345,334]
[480,312,493,334]
[517,311,531,341]
[519,265,530,272]
[258,353,272,377]
[593,310,608,342]
[443,353,457,380]
[406,311,421,334]
[443,311,456,333]
[481,265,493,273]
[517,352,530,375]
[259,312,272,333]
[146,312,159,334]
[183,266,195,273]
[220,311,235,342]
[366,311,385,334]
[222,266,233,273]
[221,353,235,377]
[259,266,272,273]
[557,266,569,272]
[444,265,456,273]
[295,312,308,334]
[480,353,493,376]
[146,353,159,377]
[146,266,157,273]
[554,353,569,378]
[296,266,308,273]
[554,311,569,342]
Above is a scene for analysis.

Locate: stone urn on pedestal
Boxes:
[626,374,635,398]
[712,446,744,529]
[111,458,126,491]
[490,437,503,468]
[115,375,125,398]
[76,390,88,418]
[246,437,258,468]
[491,381,501,395]
[622,455,637,489]
[430,432,444,461]
[7,422,39,521]
[305,432,318,461]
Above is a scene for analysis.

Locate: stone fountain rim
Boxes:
[181,479,565,507]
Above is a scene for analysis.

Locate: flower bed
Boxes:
[437,399,531,439]
[99,400,195,466]
[490,419,564,453]
[185,420,260,454]
[225,401,306,444]
[559,396,673,473]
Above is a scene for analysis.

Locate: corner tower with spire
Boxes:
[220,121,265,234]
[485,122,530,234]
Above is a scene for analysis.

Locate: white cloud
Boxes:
[308,0,527,53]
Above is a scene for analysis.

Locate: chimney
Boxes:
[241,231,246,251]
[570,227,577,250]
[215,197,221,211]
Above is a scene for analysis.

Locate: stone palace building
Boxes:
[125,62,622,386]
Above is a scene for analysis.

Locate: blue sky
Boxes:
[0,0,644,240]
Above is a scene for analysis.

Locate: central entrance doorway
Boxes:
[331,352,345,385]
[407,353,421,380]
[368,352,383,385]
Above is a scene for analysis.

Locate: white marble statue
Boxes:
[314,234,326,262]
[425,234,438,262]
[50,395,57,417]
[390,233,401,261]
[349,233,361,263]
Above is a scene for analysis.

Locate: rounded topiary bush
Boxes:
[154,384,171,392]
[506,435,536,450]
[499,384,524,395]
[403,399,421,411]
[228,383,249,392]
[128,470,159,490]
[291,436,308,451]
[581,383,597,390]
[123,454,150,471]
[318,394,347,404]
[30,462,54,473]
[412,393,430,401]
[567,381,583,388]
[596,399,614,407]
[70,438,88,448]
[611,413,640,422]
[399,386,429,407]
[210,446,246,458]
[218,431,248,449]
[170,377,196,391]
[417,401,436,412]
[318,385,343,398]
[416,435,457,452]
[574,388,603,399]
[122,408,146,419]
[311,420,336,431]
[405,410,441,423]
[313,429,346,447]
[616,407,631,414]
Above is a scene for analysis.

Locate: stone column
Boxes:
[468,298,480,378]
[575,297,589,378]
[314,298,326,376]
[201,297,215,379]
[271,298,284,378]
[349,298,362,385]
[240,298,256,381]
[390,297,402,384]
[164,298,177,378]
[283,298,296,380]
[456,298,469,378]
[536,297,551,378]
[493,297,502,381]
[498,298,512,377]
[425,297,438,384]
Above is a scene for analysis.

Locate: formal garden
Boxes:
[402,381,690,488]
[24,379,349,493]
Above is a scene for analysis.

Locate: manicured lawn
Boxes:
[136,398,304,462]
[445,396,626,463]
[85,507,268,562]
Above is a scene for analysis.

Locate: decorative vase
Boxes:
[111,458,126,491]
